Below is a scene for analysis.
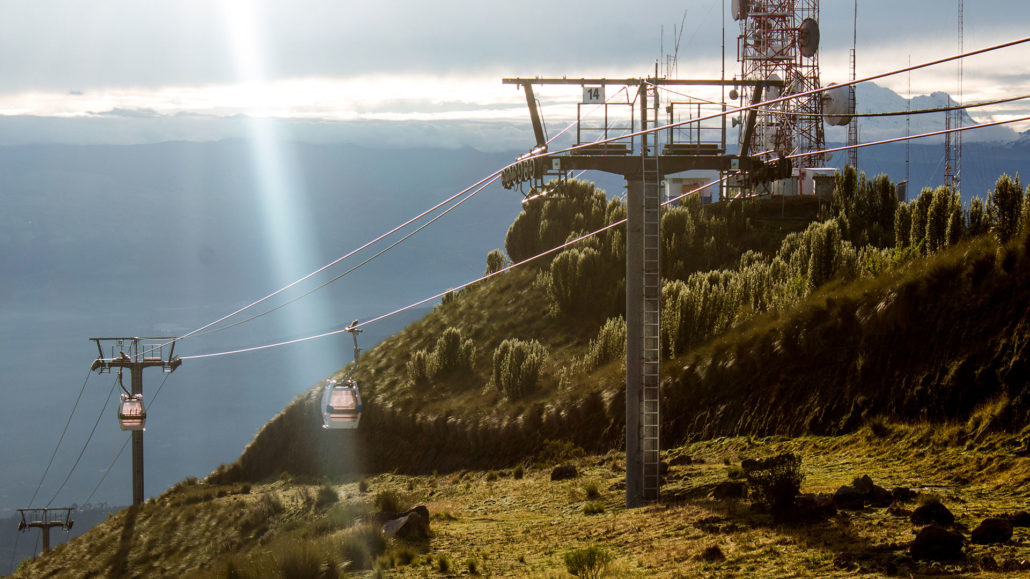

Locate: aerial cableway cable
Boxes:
[738,93,1030,119]
[27,365,93,508]
[176,36,1030,359]
[78,370,173,508]
[187,173,502,338]
[179,111,1030,362]
[45,375,121,507]
[527,36,1030,163]
[172,88,628,344]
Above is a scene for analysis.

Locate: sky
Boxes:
[2,0,1030,531]
[1,0,1029,147]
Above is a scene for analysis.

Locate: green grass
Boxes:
[18,423,1030,578]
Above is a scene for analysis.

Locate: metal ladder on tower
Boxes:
[641,149,662,502]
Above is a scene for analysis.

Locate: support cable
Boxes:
[45,375,120,507]
[172,89,629,344]
[187,174,501,338]
[178,112,1028,362]
[748,93,1030,119]
[27,366,93,507]
[176,37,1030,360]
[78,371,171,507]
[532,36,1030,162]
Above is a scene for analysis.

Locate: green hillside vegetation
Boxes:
[208,170,1030,485]
[14,170,1030,577]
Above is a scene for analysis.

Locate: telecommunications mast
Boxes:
[733,0,825,168]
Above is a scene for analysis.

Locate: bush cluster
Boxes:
[406,327,476,388]
[492,338,547,399]
[584,317,626,369]
[504,179,626,320]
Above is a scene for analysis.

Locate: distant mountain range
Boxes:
[824,82,1020,144]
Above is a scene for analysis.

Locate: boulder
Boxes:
[910,524,964,561]
[971,517,1013,544]
[382,506,430,540]
[852,475,876,494]
[713,481,747,501]
[792,493,837,523]
[550,464,578,481]
[891,487,916,502]
[1009,511,1030,527]
[833,485,865,510]
[850,475,891,507]
[698,545,725,561]
[911,501,954,526]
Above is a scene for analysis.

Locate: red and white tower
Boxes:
[734,0,825,168]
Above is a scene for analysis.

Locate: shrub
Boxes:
[536,439,585,465]
[433,327,476,375]
[372,490,407,514]
[406,349,431,389]
[315,484,339,509]
[564,545,612,579]
[741,453,804,519]
[492,338,546,399]
[585,317,626,369]
[407,327,476,387]
[436,554,451,573]
[583,501,606,516]
[358,478,370,493]
[583,481,601,500]
[339,524,387,571]
[990,174,1024,243]
[485,249,508,275]
[512,464,525,480]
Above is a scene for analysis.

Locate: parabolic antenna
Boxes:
[822,83,855,126]
[732,0,749,21]
[799,18,820,58]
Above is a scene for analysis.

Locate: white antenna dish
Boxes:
[799,18,820,58]
[732,0,749,21]
[822,83,855,126]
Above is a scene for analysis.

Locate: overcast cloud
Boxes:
[1,0,1028,144]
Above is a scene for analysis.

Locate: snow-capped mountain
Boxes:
[824,82,1018,144]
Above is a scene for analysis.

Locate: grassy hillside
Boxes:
[211,173,1030,486]
[15,172,1030,577]
[13,424,1030,577]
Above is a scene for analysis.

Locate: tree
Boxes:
[894,202,912,248]
[989,174,1024,243]
[967,196,990,238]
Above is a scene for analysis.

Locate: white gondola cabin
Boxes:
[118,393,146,431]
[321,378,362,429]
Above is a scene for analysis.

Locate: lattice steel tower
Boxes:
[734,0,825,168]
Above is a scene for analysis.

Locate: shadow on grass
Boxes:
[105,505,139,578]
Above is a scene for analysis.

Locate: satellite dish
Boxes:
[799,18,820,58]
[729,88,739,101]
[732,0,748,20]
[822,83,854,126]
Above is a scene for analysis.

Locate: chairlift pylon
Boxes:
[321,321,363,430]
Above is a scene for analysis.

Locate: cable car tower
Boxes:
[16,508,73,554]
[90,337,181,506]
[733,0,825,168]
[503,69,788,507]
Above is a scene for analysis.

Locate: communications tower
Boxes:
[733,0,825,167]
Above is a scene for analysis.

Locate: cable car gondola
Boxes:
[321,321,364,430]
[118,393,146,431]
[321,378,362,429]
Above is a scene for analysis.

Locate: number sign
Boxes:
[583,86,604,104]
